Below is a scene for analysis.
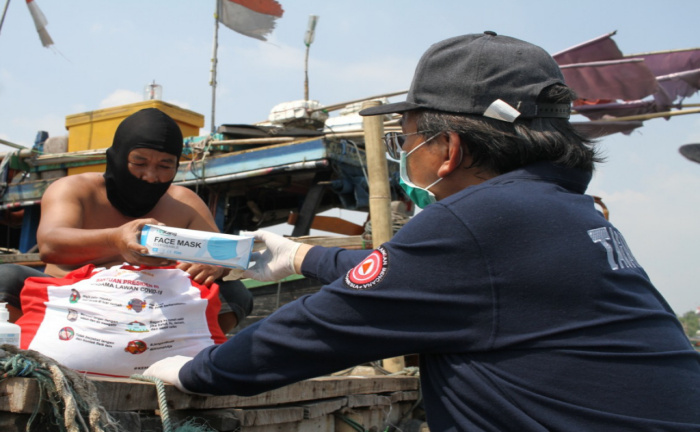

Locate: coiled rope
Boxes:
[0,345,214,432]
[0,344,120,432]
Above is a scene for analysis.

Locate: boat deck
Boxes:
[0,373,422,431]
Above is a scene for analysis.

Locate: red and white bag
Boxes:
[17,263,226,377]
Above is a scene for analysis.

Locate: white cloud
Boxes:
[99,90,142,109]
[594,169,700,315]
[166,100,191,110]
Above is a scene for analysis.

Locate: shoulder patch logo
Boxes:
[345,247,388,290]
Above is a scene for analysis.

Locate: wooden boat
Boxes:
[0,98,428,431]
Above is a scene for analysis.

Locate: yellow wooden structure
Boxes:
[64,100,204,175]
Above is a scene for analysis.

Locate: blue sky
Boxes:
[1,1,699,314]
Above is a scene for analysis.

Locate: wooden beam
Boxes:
[287,212,365,236]
[0,253,42,266]
[0,375,419,413]
[362,100,405,373]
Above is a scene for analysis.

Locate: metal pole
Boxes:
[303,15,318,101]
[304,44,310,101]
[210,0,220,134]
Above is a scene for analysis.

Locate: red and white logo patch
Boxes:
[344,247,388,290]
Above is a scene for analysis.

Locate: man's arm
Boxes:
[36,175,172,268]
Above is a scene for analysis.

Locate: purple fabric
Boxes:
[553,31,622,66]
[560,59,658,100]
[571,120,643,138]
[657,68,700,100]
[626,49,700,77]
[557,36,700,130]
[574,100,659,120]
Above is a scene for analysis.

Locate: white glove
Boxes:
[143,355,193,393]
[239,230,301,282]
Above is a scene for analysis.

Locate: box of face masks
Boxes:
[140,225,253,269]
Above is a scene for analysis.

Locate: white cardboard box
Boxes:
[140,225,253,269]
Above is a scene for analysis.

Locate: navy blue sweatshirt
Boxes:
[181,162,700,431]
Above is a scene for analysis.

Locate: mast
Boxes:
[0,0,11,37]
[303,15,319,101]
[210,0,221,134]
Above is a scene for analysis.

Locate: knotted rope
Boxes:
[0,344,120,432]
[0,345,214,432]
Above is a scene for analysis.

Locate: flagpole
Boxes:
[0,0,11,37]
[210,0,220,134]
[303,16,319,101]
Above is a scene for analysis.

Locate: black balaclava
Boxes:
[104,108,183,217]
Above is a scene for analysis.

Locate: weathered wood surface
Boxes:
[167,390,419,430]
[0,252,42,265]
[0,375,419,413]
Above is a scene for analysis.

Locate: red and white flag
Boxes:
[218,0,284,41]
[25,0,53,47]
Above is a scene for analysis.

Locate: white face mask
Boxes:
[398,135,443,209]
[398,135,464,209]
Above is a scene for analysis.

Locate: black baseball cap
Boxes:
[359,31,570,120]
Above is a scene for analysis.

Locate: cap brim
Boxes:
[358,101,421,116]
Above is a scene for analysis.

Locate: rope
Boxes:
[362,210,412,242]
[0,345,214,432]
[0,344,120,432]
[130,374,174,432]
[130,374,216,432]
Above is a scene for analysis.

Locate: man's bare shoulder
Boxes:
[42,173,105,206]
[52,172,104,187]
[149,185,213,228]
[45,172,104,199]
[165,184,206,203]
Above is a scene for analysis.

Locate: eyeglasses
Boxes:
[383,131,431,160]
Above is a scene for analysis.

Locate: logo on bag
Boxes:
[126,321,149,333]
[124,340,148,354]
[345,247,388,290]
[67,309,78,321]
[69,289,81,304]
[58,327,75,341]
[126,298,147,313]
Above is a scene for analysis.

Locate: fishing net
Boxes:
[0,344,215,432]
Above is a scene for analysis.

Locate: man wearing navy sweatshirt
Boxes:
[146,32,700,431]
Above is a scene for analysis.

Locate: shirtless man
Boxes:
[0,108,252,332]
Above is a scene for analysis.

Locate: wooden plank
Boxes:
[294,235,372,250]
[172,405,306,428]
[170,408,242,431]
[0,377,45,414]
[346,394,391,408]
[0,375,419,413]
[287,212,365,236]
[0,413,33,432]
[239,406,306,427]
[106,411,142,431]
[0,253,42,265]
[161,375,419,411]
[241,415,333,432]
[302,397,347,419]
[390,390,421,403]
